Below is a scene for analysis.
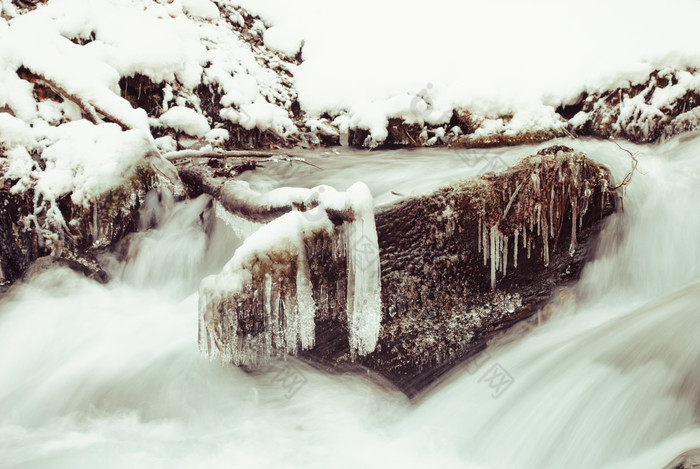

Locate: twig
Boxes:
[561,127,578,140]
[503,181,522,217]
[609,140,645,190]
[39,76,102,125]
[271,155,323,170]
[165,150,322,170]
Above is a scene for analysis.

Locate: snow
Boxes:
[36,121,154,207]
[159,106,210,137]
[0,0,300,163]
[233,0,700,143]
[3,0,699,162]
[154,135,178,153]
[180,0,220,20]
[199,209,330,365]
[0,112,156,216]
[0,0,307,245]
[205,127,230,145]
[221,98,295,136]
[0,113,34,148]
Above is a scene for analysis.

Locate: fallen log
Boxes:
[196,145,616,395]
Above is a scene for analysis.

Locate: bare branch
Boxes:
[609,140,645,190]
[164,149,282,161]
[165,149,323,171]
[24,70,132,131]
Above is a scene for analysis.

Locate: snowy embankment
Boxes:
[0,0,299,279]
[0,0,297,210]
[236,0,700,147]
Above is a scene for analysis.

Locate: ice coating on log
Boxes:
[198,182,382,366]
[198,210,329,366]
[214,201,262,239]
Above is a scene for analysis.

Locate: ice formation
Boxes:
[476,148,606,289]
[343,183,382,357]
[199,182,382,366]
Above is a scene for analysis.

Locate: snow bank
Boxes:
[0,0,304,247]
[234,0,700,143]
[4,0,698,152]
[0,0,299,154]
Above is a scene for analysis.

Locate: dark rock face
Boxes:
[23,255,108,283]
[0,160,161,287]
[195,82,288,150]
[198,145,617,395]
[119,74,165,118]
[664,449,700,469]
[0,186,41,285]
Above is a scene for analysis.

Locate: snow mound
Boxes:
[159,106,210,138]
[36,122,153,207]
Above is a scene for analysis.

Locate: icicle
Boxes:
[549,188,555,238]
[490,224,498,289]
[263,272,272,341]
[215,201,262,239]
[344,183,382,357]
[502,235,508,277]
[482,221,489,266]
[513,228,519,269]
[542,209,550,267]
[296,250,316,350]
[569,196,578,257]
[527,238,532,259]
[270,280,283,348]
[283,290,299,355]
[522,223,527,248]
[536,204,541,236]
[531,171,540,193]
[478,218,482,254]
[494,227,501,273]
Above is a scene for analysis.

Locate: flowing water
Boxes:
[1,135,700,468]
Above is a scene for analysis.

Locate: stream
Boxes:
[1,135,699,468]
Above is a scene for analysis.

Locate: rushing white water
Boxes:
[1,135,700,468]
